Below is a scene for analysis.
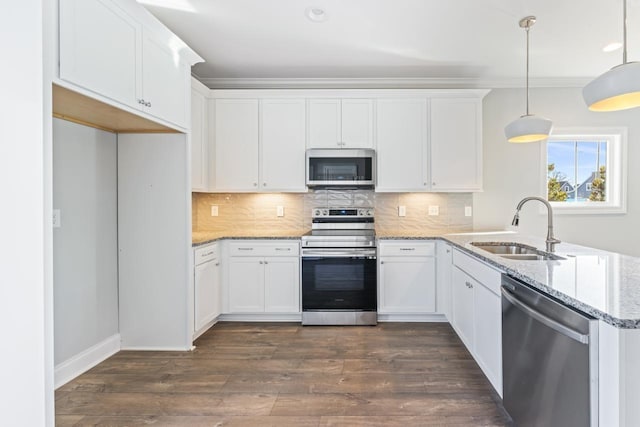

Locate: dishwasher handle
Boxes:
[501,287,590,344]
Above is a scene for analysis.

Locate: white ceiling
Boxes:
[139,0,640,88]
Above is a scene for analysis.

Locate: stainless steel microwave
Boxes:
[306,148,376,188]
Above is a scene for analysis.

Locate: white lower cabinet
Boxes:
[227,241,300,314]
[194,243,221,337]
[378,241,437,315]
[451,249,503,396]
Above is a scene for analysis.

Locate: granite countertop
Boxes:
[441,232,640,329]
[192,230,307,247]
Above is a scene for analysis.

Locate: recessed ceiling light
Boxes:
[306,7,327,23]
[603,42,623,52]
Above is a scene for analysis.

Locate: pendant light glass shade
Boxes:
[505,16,552,143]
[583,0,640,111]
[505,114,553,143]
[583,62,640,111]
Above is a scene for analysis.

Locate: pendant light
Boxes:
[505,16,553,143]
[583,0,640,111]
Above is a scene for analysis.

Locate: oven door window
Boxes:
[308,157,373,182]
[302,257,377,311]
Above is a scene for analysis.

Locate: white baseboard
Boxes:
[55,333,121,389]
[377,313,448,322]
[193,317,219,340]
[219,313,302,322]
[119,345,193,351]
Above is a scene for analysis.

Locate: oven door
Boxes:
[301,249,377,311]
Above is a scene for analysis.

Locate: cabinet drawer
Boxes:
[452,249,501,295]
[229,241,300,257]
[379,241,436,257]
[195,244,217,265]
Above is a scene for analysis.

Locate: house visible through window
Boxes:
[543,128,626,214]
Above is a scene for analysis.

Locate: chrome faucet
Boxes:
[512,196,561,252]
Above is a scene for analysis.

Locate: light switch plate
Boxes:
[465,206,473,217]
[52,209,61,228]
[428,206,439,216]
[210,205,219,217]
[398,206,406,217]
[277,206,285,217]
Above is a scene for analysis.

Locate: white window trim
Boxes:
[540,126,627,215]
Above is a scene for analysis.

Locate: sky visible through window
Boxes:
[547,140,607,202]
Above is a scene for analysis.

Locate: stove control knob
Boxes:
[366,209,373,216]
[322,209,329,216]
[314,209,321,217]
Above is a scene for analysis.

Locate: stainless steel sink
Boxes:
[470,242,565,261]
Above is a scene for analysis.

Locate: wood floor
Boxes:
[56,322,511,426]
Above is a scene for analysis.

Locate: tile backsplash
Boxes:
[193,190,473,234]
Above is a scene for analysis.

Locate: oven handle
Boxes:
[301,249,377,258]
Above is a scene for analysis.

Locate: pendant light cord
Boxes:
[623,0,628,64]
[526,24,530,115]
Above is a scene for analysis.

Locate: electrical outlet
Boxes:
[210,205,219,217]
[465,206,473,217]
[398,206,406,217]
[276,206,285,217]
[428,205,439,216]
[52,209,61,228]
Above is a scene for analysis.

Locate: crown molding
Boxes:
[192,76,593,90]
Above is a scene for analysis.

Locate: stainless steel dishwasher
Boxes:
[501,275,598,427]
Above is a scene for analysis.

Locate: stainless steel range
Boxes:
[301,208,377,326]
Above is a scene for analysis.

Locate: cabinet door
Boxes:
[436,242,453,320]
[228,257,264,312]
[264,257,300,313]
[59,0,140,109]
[142,32,189,128]
[379,257,436,313]
[260,99,306,192]
[376,99,428,192]
[214,99,259,191]
[474,283,502,395]
[430,98,482,191]
[341,99,374,148]
[191,86,208,191]
[194,259,219,331]
[451,266,475,350]
[307,99,341,148]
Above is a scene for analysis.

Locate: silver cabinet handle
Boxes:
[423,182,427,186]
[215,262,219,266]
[138,99,145,105]
[259,260,263,264]
[380,260,384,265]
[400,248,416,251]
[263,183,267,187]
[145,101,152,107]
[238,248,253,251]
[446,249,451,253]
[465,281,473,289]
[275,248,291,251]
[264,261,268,265]
[501,287,589,344]
[432,182,436,186]
[253,183,257,187]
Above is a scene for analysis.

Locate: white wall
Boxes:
[0,1,51,425]
[475,88,640,257]
[53,119,119,365]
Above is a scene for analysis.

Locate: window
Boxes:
[542,128,627,214]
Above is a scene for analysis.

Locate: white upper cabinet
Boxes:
[376,99,428,192]
[308,99,373,148]
[59,0,140,110]
[430,98,482,191]
[214,99,260,191]
[191,79,208,192]
[141,31,189,128]
[260,99,307,192]
[58,0,201,129]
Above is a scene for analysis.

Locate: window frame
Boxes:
[540,127,627,215]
